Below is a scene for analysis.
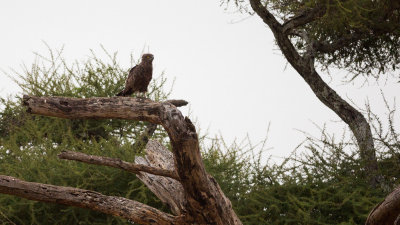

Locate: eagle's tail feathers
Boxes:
[116,90,124,96]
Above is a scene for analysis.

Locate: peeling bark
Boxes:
[58,150,179,180]
[0,175,176,225]
[135,141,187,216]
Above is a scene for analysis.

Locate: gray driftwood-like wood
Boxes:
[58,150,179,180]
[0,95,242,225]
[249,0,379,187]
[0,175,176,225]
[135,141,187,216]
[22,96,187,124]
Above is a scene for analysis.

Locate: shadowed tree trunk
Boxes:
[0,95,242,225]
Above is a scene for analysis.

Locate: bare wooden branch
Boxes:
[22,95,187,124]
[165,99,188,107]
[0,175,176,225]
[58,151,180,180]
[23,95,242,225]
[365,185,400,225]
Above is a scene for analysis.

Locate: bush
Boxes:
[1,48,398,224]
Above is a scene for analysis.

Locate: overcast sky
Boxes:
[0,0,398,161]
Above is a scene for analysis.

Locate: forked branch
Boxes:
[282,5,326,34]
[21,95,242,225]
[249,0,379,187]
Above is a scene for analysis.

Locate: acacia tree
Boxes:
[221,0,400,223]
[221,0,400,187]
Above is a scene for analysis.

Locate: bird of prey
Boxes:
[117,53,154,97]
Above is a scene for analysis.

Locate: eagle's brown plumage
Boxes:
[117,53,154,97]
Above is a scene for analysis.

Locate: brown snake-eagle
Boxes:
[117,53,154,97]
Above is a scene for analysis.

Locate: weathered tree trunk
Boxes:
[0,96,242,225]
[365,185,400,225]
[249,0,380,186]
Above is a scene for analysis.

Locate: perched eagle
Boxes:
[117,53,154,97]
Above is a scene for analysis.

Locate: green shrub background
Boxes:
[0,50,398,224]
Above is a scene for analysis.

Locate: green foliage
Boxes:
[1,48,399,224]
[0,48,171,224]
[222,0,400,77]
[204,120,398,225]
[309,0,400,77]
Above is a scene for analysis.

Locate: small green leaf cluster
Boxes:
[309,0,400,76]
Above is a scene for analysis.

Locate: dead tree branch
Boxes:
[0,175,177,225]
[135,140,187,215]
[17,95,242,225]
[58,150,180,180]
[165,99,188,107]
[365,185,400,225]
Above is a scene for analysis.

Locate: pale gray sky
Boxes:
[0,0,398,160]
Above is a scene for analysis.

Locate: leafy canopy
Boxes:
[222,0,400,77]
